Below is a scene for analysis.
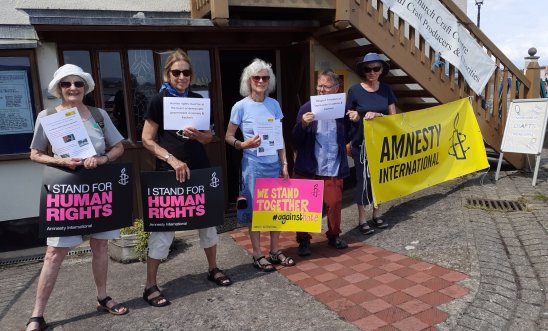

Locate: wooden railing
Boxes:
[338,0,539,168]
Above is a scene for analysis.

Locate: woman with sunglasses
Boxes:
[141,49,232,308]
[346,53,397,235]
[26,64,127,331]
[225,58,296,272]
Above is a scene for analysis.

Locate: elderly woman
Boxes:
[26,64,127,331]
[346,53,397,235]
[225,58,296,272]
[141,49,232,308]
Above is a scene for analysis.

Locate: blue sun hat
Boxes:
[356,53,390,78]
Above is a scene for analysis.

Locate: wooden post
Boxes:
[525,48,541,99]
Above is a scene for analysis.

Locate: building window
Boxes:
[60,48,211,143]
[0,52,40,156]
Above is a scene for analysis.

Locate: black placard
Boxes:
[39,163,133,237]
[141,167,224,231]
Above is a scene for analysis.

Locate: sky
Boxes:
[466,0,547,68]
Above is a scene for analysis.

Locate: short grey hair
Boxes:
[318,69,340,86]
[239,58,276,97]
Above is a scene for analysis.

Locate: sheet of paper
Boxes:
[254,119,282,157]
[310,93,346,120]
[163,97,211,131]
[39,107,96,158]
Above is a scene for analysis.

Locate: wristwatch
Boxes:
[164,153,173,162]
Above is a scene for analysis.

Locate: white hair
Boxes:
[239,58,276,97]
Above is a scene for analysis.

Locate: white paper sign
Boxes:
[381,0,496,95]
[311,93,346,120]
[254,119,283,157]
[39,108,96,158]
[163,97,211,131]
[500,99,548,154]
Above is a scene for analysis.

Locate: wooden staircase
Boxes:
[192,0,542,169]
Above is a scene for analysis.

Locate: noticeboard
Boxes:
[500,98,548,154]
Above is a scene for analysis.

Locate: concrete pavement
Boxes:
[1,148,547,330]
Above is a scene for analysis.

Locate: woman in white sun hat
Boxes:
[25,64,127,331]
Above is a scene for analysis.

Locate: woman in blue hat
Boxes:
[346,53,396,235]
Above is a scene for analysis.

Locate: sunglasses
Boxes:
[59,81,85,88]
[170,69,192,77]
[363,66,382,73]
[251,76,270,82]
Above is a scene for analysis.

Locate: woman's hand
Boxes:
[183,127,213,144]
[346,110,360,123]
[62,157,84,170]
[364,112,383,120]
[82,155,106,169]
[242,134,261,149]
[281,164,289,180]
[168,156,190,183]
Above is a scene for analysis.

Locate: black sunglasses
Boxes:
[363,66,382,73]
[59,81,85,88]
[251,75,270,82]
[170,69,192,77]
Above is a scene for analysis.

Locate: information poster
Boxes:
[141,167,225,231]
[0,70,34,135]
[163,97,211,131]
[310,92,346,120]
[39,107,96,158]
[39,163,133,237]
[252,178,324,232]
[500,98,548,154]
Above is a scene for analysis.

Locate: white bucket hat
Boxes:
[47,64,95,98]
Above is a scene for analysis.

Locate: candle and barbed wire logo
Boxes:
[210,172,220,188]
[118,168,129,185]
[448,114,470,160]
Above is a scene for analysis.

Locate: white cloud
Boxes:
[467,0,547,68]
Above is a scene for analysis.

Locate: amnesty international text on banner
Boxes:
[252,178,323,232]
[364,98,488,206]
[141,167,224,231]
[39,163,133,237]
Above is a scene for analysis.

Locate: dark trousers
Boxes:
[295,174,344,242]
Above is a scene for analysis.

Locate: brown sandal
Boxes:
[269,251,296,266]
[143,285,171,307]
[253,255,276,272]
[207,267,233,286]
[26,316,47,331]
[97,296,129,315]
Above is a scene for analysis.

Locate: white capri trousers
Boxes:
[147,226,219,260]
[47,229,121,248]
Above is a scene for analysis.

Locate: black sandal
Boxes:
[97,296,129,315]
[207,267,233,286]
[143,285,171,307]
[369,218,389,229]
[269,251,296,266]
[358,223,375,235]
[26,316,47,331]
[253,255,276,272]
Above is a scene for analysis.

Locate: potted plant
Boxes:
[108,218,149,263]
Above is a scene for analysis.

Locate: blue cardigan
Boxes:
[292,101,351,178]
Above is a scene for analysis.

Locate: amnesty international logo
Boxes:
[118,168,129,185]
[210,172,220,188]
[448,114,470,160]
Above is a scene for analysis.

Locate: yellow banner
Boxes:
[363,98,488,206]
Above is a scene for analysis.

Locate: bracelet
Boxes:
[282,161,288,165]
[104,154,111,163]
[233,139,239,148]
